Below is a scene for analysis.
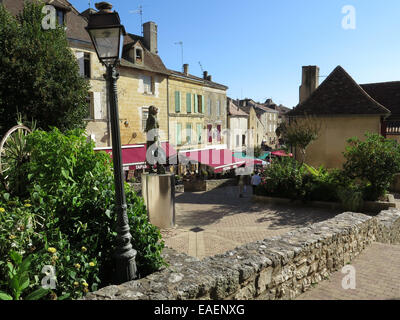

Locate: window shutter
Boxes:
[175,91,181,112]
[176,123,182,145]
[186,123,192,144]
[197,123,202,144]
[75,51,84,76]
[186,93,191,113]
[93,92,102,119]
[194,94,198,113]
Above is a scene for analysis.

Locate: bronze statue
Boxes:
[145,106,165,173]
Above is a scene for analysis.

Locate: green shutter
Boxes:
[201,95,205,113]
[176,123,182,145]
[186,93,191,113]
[175,91,180,112]
[197,123,202,144]
[186,123,192,144]
[194,94,198,113]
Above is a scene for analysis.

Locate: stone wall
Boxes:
[184,178,237,192]
[83,209,400,300]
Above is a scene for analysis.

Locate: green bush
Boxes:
[257,157,306,200]
[343,133,400,201]
[302,165,342,202]
[0,128,165,300]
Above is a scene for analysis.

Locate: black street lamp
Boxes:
[86,2,137,284]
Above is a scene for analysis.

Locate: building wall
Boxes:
[70,46,110,147]
[264,111,280,148]
[247,107,264,149]
[298,116,382,168]
[117,68,168,145]
[168,77,227,151]
[227,116,248,152]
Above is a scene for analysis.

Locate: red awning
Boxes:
[183,148,246,173]
[271,150,293,157]
[94,142,178,170]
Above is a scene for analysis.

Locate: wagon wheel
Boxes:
[0,125,32,191]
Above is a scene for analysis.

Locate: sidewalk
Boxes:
[297,242,400,300]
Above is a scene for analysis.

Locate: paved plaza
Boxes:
[161,186,342,260]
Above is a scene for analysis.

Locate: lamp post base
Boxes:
[113,250,137,285]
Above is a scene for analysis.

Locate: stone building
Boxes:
[168,64,228,151]
[227,98,249,152]
[238,99,280,149]
[288,65,391,168]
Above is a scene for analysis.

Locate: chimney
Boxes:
[143,21,158,54]
[299,66,319,104]
[203,71,208,80]
[207,75,212,82]
[183,64,189,75]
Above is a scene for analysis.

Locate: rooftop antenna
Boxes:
[130,5,144,35]
[174,41,184,72]
[198,61,204,74]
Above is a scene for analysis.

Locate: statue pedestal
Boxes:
[141,173,176,229]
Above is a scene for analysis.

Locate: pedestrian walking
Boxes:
[251,171,262,194]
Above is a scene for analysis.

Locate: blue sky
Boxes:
[70,0,400,108]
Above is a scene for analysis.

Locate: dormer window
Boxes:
[56,9,66,26]
[135,48,143,63]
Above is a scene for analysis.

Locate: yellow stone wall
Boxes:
[117,67,168,145]
[296,116,382,168]
[70,46,110,147]
[168,77,227,151]
[70,45,168,147]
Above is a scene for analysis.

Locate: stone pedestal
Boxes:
[141,173,175,229]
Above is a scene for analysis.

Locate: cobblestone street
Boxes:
[161,186,342,259]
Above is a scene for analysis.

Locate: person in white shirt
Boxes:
[251,172,262,194]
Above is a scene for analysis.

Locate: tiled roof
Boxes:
[360,81,400,118]
[121,34,169,75]
[288,66,391,117]
[228,100,248,117]
[168,69,228,90]
[2,0,91,44]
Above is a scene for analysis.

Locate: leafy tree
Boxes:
[343,133,400,201]
[278,115,321,163]
[0,2,89,137]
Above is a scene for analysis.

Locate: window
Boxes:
[75,51,90,78]
[135,48,143,63]
[236,135,240,147]
[186,93,191,113]
[84,53,91,78]
[176,123,182,145]
[196,123,202,144]
[217,125,222,142]
[207,124,212,143]
[216,101,221,116]
[193,94,198,113]
[198,95,204,113]
[186,123,192,144]
[143,75,153,94]
[56,9,65,26]
[142,107,149,131]
[242,135,246,146]
[208,98,212,115]
[175,91,181,112]
[88,92,102,120]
